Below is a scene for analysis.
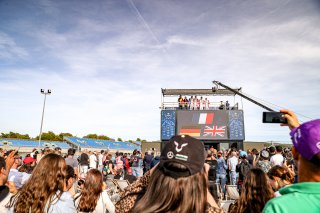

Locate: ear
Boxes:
[292,146,299,161]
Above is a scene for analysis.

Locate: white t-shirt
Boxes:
[89,154,97,169]
[8,169,23,189]
[270,153,284,166]
[98,154,104,166]
[228,156,238,172]
[75,191,115,213]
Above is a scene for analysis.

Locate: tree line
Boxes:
[0,131,146,142]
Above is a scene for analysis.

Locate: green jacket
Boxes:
[263,182,320,213]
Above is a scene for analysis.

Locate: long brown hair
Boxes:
[7,153,67,213]
[131,162,208,213]
[230,168,274,213]
[76,169,103,212]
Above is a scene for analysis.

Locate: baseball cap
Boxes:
[23,156,35,164]
[290,119,320,160]
[240,151,247,158]
[261,150,269,159]
[158,135,206,179]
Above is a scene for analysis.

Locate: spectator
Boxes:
[270,146,284,166]
[65,165,76,197]
[226,101,230,110]
[263,110,320,212]
[178,95,183,109]
[103,154,115,180]
[256,150,272,173]
[75,169,115,213]
[228,151,238,185]
[98,150,105,173]
[79,151,89,175]
[204,97,210,110]
[199,96,204,110]
[216,150,228,196]
[6,153,76,212]
[219,101,224,110]
[183,96,188,109]
[89,151,97,170]
[130,150,142,177]
[150,154,160,169]
[0,152,17,212]
[229,168,274,213]
[115,135,223,213]
[267,165,295,196]
[189,96,194,110]
[54,147,62,155]
[142,151,153,175]
[206,152,218,200]
[123,167,137,184]
[65,148,79,178]
[268,146,276,158]
[236,151,252,192]
[115,152,124,172]
[7,151,23,189]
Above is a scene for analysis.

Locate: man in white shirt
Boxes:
[270,145,284,166]
[98,150,105,172]
[89,151,97,169]
[227,151,238,185]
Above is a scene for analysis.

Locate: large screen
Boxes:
[161,110,245,141]
[161,110,176,140]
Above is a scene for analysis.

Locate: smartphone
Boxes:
[262,112,288,124]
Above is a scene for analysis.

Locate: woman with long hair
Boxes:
[75,169,115,213]
[229,168,274,213]
[115,135,223,213]
[6,153,76,213]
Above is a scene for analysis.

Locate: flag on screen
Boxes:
[192,113,214,124]
[203,125,226,137]
[179,126,201,137]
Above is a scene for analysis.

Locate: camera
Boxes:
[262,112,287,124]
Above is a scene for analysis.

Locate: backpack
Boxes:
[238,160,251,181]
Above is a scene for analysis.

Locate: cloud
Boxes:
[0,0,319,142]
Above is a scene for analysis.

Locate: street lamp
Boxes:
[38,89,52,149]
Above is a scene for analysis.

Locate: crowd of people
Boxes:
[0,109,319,212]
[178,95,231,111]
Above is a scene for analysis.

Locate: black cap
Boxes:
[158,135,206,179]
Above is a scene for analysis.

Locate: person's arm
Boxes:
[102,191,115,213]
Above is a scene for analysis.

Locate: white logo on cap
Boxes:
[316,142,320,150]
[174,141,188,152]
[167,151,174,159]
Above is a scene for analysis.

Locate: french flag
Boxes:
[193,113,214,124]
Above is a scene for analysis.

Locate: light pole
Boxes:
[38,89,51,149]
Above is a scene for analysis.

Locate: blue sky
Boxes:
[1,0,319,142]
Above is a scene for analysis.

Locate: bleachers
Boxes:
[0,139,71,149]
[64,137,140,151]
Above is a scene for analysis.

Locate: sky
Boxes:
[0,0,319,142]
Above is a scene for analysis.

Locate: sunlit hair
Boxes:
[131,162,208,213]
[7,153,66,213]
[230,168,274,213]
[268,165,294,189]
[76,169,103,212]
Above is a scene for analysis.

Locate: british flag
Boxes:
[203,125,226,137]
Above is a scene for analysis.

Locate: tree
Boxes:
[97,135,111,140]
[59,132,73,140]
[136,138,141,141]
[1,132,30,139]
[117,138,123,142]
[128,140,133,143]
[36,131,61,141]
[83,134,98,139]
